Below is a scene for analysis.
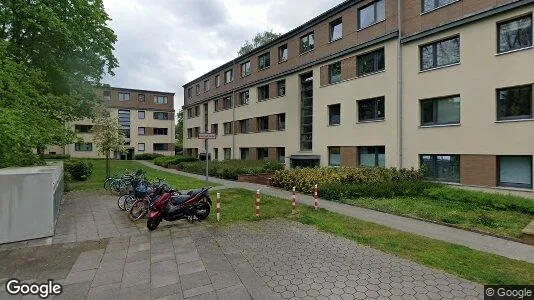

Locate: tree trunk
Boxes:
[105,152,110,178]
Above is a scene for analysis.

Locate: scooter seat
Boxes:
[186,188,203,197]
[171,195,191,205]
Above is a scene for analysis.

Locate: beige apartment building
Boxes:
[48,86,176,159]
[183,0,534,191]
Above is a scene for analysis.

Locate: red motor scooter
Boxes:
[146,187,212,231]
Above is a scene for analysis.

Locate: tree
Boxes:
[92,107,125,178]
[0,0,118,167]
[175,110,184,150]
[238,30,282,56]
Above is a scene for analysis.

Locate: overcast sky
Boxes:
[102,0,345,111]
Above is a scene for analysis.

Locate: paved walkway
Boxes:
[139,161,534,264]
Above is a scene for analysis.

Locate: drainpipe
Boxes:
[397,0,404,169]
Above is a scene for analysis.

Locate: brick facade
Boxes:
[460,155,497,187]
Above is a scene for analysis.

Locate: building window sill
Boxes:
[320,70,386,88]
[357,119,385,124]
[419,123,460,128]
[242,74,251,78]
[357,19,385,32]
[258,66,271,71]
[496,46,533,56]
[356,69,386,79]
[495,118,534,123]
[278,59,288,64]
[420,0,460,15]
[329,37,342,44]
[328,124,341,127]
[299,49,315,56]
[419,62,460,73]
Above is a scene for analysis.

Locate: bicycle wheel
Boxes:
[117,194,130,211]
[123,195,136,212]
[129,199,148,221]
[104,178,112,191]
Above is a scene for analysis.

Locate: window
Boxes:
[497,85,532,120]
[328,104,341,125]
[300,32,315,54]
[138,127,145,135]
[154,96,168,104]
[300,72,314,151]
[214,99,219,112]
[154,112,169,120]
[215,75,221,87]
[193,127,200,138]
[138,111,145,119]
[187,128,192,138]
[223,96,232,109]
[359,146,385,168]
[118,92,130,101]
[329,62,341,84]
[195,84,200,95]
[256,148,268,160]
[187,87,193,98]
[75,125,92,133]
[420,36,460,70]
[498,156,532,189]
[223,122,233,135]
[240,148,250,160]
[241,61,251,77]
[358,97,385,122]
[277,113,286,130]
[138,143,145,152]
[420,95,460,126]
[420,154,460,182]
[224,69,233,83]
[204,80,209,91]
[330,18,343,42]
[277,80,286,97]
[328,147,341,167]
[154,128,168,135]
[138,94,145,102]
[258,52,270,70]
[187,108,193,118]
[422,0,456,13]
[498,15,532,53]
[239,119,250,133]
[358,0,385,29]
[103,90,111,102]
[258,85,270,101]
[239,91,249,106]
[257,116,269,132]
[194,105,200,117]
[153,143,169,151]
[118,109,131,138]
[279,44,288,62]
[357,48,385,76]
[277,147,285,163]
[224,148,231,160]
[75,142,93,152]
[211,124,218,135]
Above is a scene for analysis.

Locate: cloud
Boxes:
[102,0,345,112]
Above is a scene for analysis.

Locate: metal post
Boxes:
[205,139,209,187]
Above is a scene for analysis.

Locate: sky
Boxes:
[102,0,345,112]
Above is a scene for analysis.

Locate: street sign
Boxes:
[198,133,217,139]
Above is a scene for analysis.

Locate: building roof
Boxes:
[106,85,176,95]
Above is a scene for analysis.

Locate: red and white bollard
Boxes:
[216,193,221,222]
[291,186,297,214]
[255,189,261,217]
[313,184,318,210]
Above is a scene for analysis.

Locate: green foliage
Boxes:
[43,154,71,160]
[180,160,284,180]
[175,110,184,149]
[237,30,282,56]
[153,156,199,168]
[134,153,164,160]
[64,160,94,181]
[320,180,438,201]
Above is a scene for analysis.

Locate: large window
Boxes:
[187,88,192,98]
[204,80,209,91]
[420,154,460,182]
[153,143,169,151]
[277,147,285,163]
[215,75,221,87]
[279,44,288,62]
[420,36,460,70]
[257,148,269,160]
[138,143,145,152]
[420,95,460,126]
[75,142,93,152]
[328,104,341,126]
[328,147,341,167]
[358,0,385,29]
[300,32,315,54]
[224,148,231,160]
[196,84,200,95]
[118,109,131,138]
[223,96,232,109]
[329,62,341,84]
[153,112,169,120]
[187,128,192,139]
[330,18,342,42]
[214,148,218,160]
[239,91,249,106]
[358,97,385,122]
[258,53,270,70]
[497,85,532,120]
[154,128,168,135]
[277,80,286,97]
[239,119,250,134]
[75,125,92,133]
[359,146,385,168]
[498,156,532,189]
[224,69,233,83]
[104,90,111,102]
[498,15,532,53]
[300,73,314,151]
[257,116,269,132]
[138,94,145,102]
[241,61,251,77]
[154,96,168,104]
[422,0,456,13]
[223,122,233,135]
[258,85,270,101]
[138,111,145,119]
[118,92,130,101]
[357,48,385,76]
[211,124,218,135]
[240,148,250,160]
[277,113,286,130]
[138,127,145,135]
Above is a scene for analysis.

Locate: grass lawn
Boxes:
[340,196,532,239]
[207,188,534,285]
[68,160,214,191]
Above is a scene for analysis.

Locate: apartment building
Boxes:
[183,0,534,191]
[48,86,176,159]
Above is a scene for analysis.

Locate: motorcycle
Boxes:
[146,187,212,231]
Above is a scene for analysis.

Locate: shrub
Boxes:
[64,160,94,181]
[320,180,438,201]
[43,154,71,160]
[153,156,199,168]
[179,160,284,180]
[134,153,164,160]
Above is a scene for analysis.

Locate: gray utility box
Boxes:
[0,163,63,244]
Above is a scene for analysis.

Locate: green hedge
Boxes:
[43,154,71,160]
[134,153,164,160]
[320,181,439,201]
[179,160,284,180]
[154,156,199,168]
[64,159,94,181]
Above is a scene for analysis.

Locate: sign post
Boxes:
[198,132,217,187]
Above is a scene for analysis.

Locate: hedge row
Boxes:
[134,153,164,160]
[179,160,284,180]
[64,159,94,181]
[153,156,199,168]
[43,154,71,159]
